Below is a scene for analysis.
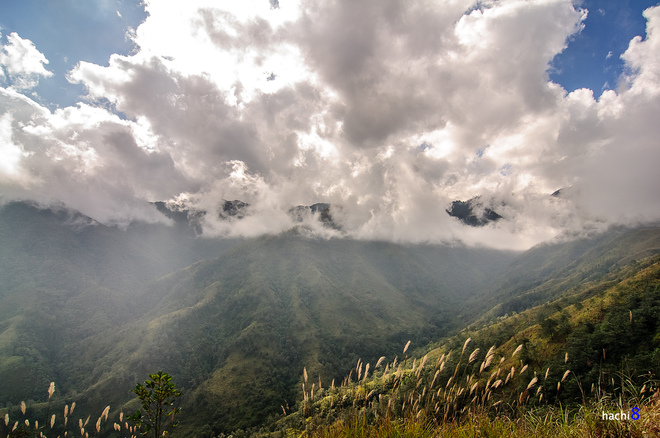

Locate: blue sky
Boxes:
[1,0,660,250]
[550,0,659,95]
[0,0,146,108]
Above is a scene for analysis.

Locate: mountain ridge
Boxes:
[1,201,659,436]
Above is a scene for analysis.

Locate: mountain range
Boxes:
[0,200,659,436]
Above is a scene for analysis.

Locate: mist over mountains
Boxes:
[1,200,659,435]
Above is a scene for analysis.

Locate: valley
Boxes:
[0,201,659,437]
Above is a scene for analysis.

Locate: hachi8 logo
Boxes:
[602,407,640,421]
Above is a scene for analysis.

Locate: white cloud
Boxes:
[1,1,659,249]
[0,32,53,89]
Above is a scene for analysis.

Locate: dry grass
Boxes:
[0,385,141,438]
[284,340,660,438]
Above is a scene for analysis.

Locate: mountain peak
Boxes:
[446,197,502,227]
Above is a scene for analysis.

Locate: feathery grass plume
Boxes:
[565,352,569,363]
[482,349,495,372]
[470,382,479,395]
[403,340,411,354]
[520,364,528,374]
[51,414,56,428]
[101,406,110,422]
[358,362,363,380]
[25,420,29,427]
[364,363,370,381]
[545,367,550,380]
[70,402,76,415]
[48,382,55,399]
[4,413,8,426]
[84,415,90,427]
[375,356,386,368]
[96,418,101,433]
[512,344,523,357]
[12,421,17,432]
[119,410,123,422]
[500,356,505,364]
[536,386,542,396]
[526,376,538,390]
[20,401,26,415]
[469,348,480,364]
[462,338,472,355]
[79,419,82,429]
[430,370,441,388]
[485,345,495,360]
[493,379,502,389]
[303,367,308,384]
[562,370,571,382]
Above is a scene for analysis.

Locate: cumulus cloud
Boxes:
[1,0,659,249]
[0,32,53,89]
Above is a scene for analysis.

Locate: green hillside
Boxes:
[473,227,660,320]
[0,201,238,405]
[45,231,514,434]
[1,202,660,437]
[278,254,660,437]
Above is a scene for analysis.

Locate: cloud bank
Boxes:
[1,0,659,250]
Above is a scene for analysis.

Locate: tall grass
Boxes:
[280,340,660,438]
[0,383,141,438]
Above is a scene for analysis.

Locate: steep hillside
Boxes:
[51,231,514,433]
[470,226,660,321]
[2,201,660,437]
[0,201,238,404]
[276,254,660,437]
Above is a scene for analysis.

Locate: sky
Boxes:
[0,0,659,250]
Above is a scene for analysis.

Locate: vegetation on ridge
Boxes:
[271,256,660,438]
[2,203,660,437]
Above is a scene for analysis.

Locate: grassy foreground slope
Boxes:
[278,254,660,437]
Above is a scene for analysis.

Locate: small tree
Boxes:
[128,371,182,438]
